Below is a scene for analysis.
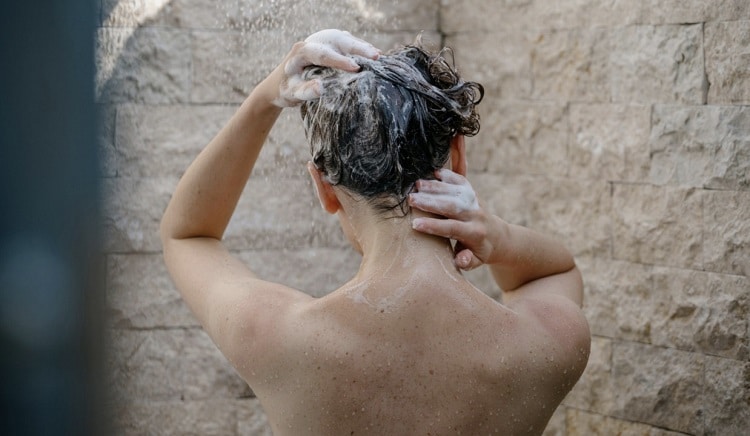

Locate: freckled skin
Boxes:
[160,29,591,436]
[248,264,589,436]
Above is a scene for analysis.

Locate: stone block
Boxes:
[235,248,361,298]
[440,0,535,34]
[531,27,611,103]
[98,104,117,178]
[542,405,566,436]
[101,0,175,28]
[106,253,198,328]
[566,408,688,435]
[237,398,274,435]
[577,258,654,342]
[446,30,533,100]
[368,0,439,31]
[635,0,750,24]
[190,28,289,104]
[96,27,191,104]
[651,268,749,360]
[612,184,703,269]
[467,102,568,176]
[113,398,268,435]
[703,190,750,276]
[649,105,750,190]
[706,20,750,105]
[568,104,651,182]
[611,342,705,434]
[115,104,316,179]
[563,336,614,415]
[102,176,176,253]
[109,328,247,402]
[115,104,237,178]
[224,175,349,251]
[634,0,708,24]
[703,357,750,435]
[471,175,611,259]
[609,25,705,105]
[532,0,639,29]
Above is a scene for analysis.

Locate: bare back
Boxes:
[242,279,589,436]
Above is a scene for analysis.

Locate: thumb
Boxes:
[455,248,482,271]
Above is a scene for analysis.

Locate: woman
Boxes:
[161,29,590,435]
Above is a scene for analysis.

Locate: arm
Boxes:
[160,30,380,359]
[409,168,583,307]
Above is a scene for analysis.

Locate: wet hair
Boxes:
[300,38,484,216]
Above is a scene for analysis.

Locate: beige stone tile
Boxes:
[98,104,118,178]
[542,405,566,436]
[446,30,533,100]
[651,268,749,360]
[532,0,639,29]
[703,190,750,276]
[703,356,750,435]
[109,328,247,402]
[610,25,705,105]
[114,104,237,178]
[566,408,689,435]
[102,176,176,253]
[531,27,611,103]
[706,20,750,105]
[577,258,654,342]
[466,101,568,175]
[563,336,614,415]
[472,175,611,258]
[568,104,651,182]
[649,105,750,190]
[226,175,349,250]
[95,27,191,104]
[612,184,703,269]
[441,0,535,34]
[190,28,289,104]
[611,342,705,434]
[106,253,197,328]
[113,398,266,435]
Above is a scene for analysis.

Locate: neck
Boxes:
[346,206,462,284]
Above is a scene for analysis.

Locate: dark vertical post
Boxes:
[0,1,105,435]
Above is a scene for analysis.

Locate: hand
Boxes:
[271,29,380,107]
[409,169,502,270]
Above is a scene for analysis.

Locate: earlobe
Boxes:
[450,135,468,176]
[307,162,341,214]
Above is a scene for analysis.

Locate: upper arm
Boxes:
[162,237,311,365]
[499,265,584,308]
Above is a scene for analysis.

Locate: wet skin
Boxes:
[160,29,591,435]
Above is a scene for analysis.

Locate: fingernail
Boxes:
[412,218,423,230]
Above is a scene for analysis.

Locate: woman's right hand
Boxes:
[267,29,380,108]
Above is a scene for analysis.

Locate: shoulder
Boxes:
[509,295,591,377]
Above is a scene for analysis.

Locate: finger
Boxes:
[409,192,465,217]
[410,186,479,216]
[412,217,465,240]
[435,168,468,185]
[414,179,462,195]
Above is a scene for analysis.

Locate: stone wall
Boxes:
[98,0,749,434]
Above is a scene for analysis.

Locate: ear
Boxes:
[450,135,467,176]
[307,162,341,214]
